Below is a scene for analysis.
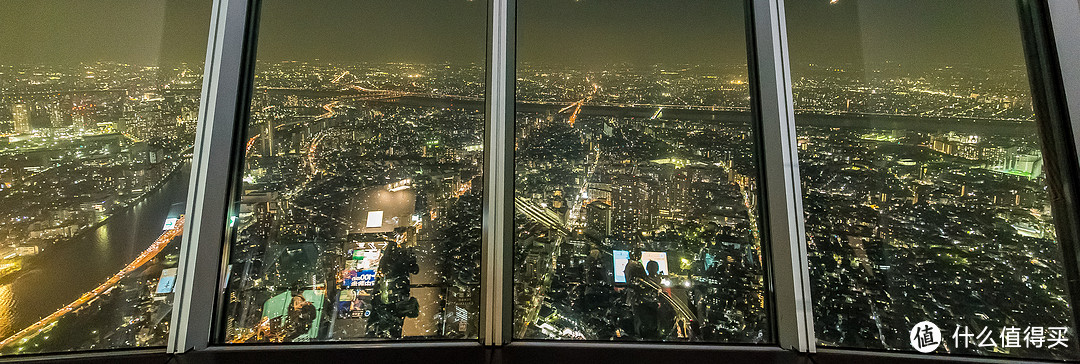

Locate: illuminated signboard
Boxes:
[612,250,669,283]
[613,250,630,283]
[388,179,412,192]
[640,251,669,276]
[156,268,177,294]
[162,217,178,230]
[353,249,382,270]
[366,211,384,228]
[350,269,376,287]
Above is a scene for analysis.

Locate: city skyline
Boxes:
[0,0,1074,361]
[0,55,1066,359]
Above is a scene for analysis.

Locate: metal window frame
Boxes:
[168,0,255,353]
[1026,0,1080,342]
[481,0,517,347]
[748,0,815,353]
[1047,0,1080,199]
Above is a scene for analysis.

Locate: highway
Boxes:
[514,197,569,236]
[0,217,186,349]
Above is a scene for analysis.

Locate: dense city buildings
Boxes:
[787,0,1079,360]
[220,61,487,342]
[0,62,202,354]
[508,59,1077,359]
[0,0,211,355]
[3,54,1074,359]
[0,0,1078,363]
[511,62,767,342]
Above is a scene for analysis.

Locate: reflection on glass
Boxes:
[788,0,1079,360]
[219,0,486,343]
[0,0,210,355]
[513,0,769,342]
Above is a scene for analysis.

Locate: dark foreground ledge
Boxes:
[0,342,1067,364]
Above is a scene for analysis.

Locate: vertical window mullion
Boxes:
[1046,1,1080,177]
[480,0,516,347]
[168,0,254,353]
[748,0,815,352]
[1024,0,1080,340]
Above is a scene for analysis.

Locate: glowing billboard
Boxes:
[351,248,382,270]
[366,211,384,228]
[640,251,669,276]
[613,250,630,283]
[613,250,669,283]
[162,218,178,230]
[155,268,177,294]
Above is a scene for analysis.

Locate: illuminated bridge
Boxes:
[0,217,186,349]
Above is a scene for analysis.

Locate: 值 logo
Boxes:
[910,321,942,353]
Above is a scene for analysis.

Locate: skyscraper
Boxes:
[12,103,30,134]
[584,200,612,240]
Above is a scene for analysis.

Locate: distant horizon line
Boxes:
[0,60,1029,70]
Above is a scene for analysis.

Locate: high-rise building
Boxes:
[48,105,71,128]
[1013,154,1044,177]
[12,103,31,134]
[611,174,657,238]
[584,200,612,241]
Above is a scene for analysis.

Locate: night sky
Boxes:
[255,0,486,64]
[0,0,212,65]
[517,0,747,68]
[0,0,1028,69]
[786,0,1027,70]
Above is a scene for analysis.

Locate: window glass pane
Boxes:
[0,0,210,355]
[513,0,769,342]
[788,0,1079,359]
[220,0,486,343]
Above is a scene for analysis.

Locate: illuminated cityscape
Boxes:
[795,65,1075,360]
[0,0,1077,362]
[221,61,487,341]
[0,59,1074,359]
[512,63,766,342]
[202,58,1071,363]
[0,62,201,354]
[508,60,1077,361]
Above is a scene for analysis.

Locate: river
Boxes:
[0,165,191,337]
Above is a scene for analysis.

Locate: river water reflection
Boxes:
[0,166,190,337]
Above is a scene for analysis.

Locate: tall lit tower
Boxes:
[12,103,31,134]
[262,117,275,156]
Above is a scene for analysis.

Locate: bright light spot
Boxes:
[366,211,384,228]
[162,218,178,230]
